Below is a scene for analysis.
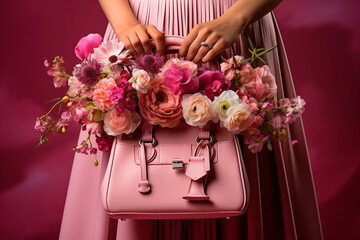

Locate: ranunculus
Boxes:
[164,63,199,95]
[161,58,198,77]
[75,33,103,60]
[138,78,182,128]
[242,65,277,101]
[182,93,217,127]
[213,90,240,121]
[197,70,231,100]
[103,109,141,136]
[223,103,254,134]
[93,78,117,111]
[129,68,151,93]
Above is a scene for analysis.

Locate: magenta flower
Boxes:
[164,63,199,95]
[109,87,125,102]
[117,78,133,91]
[197,70,231,100]
[75,33,103,61]
[89,148,98,154]
[120,70,131,81]
[95,132,114,152]
[75,59,102,86]
[135,52,165,73]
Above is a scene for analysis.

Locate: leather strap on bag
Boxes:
[138,123,155,193]
[183,126,214,201]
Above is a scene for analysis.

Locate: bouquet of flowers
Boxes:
[35,33,305,165]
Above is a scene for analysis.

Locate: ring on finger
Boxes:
[200,41,213,49]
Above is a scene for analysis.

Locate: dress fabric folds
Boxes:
[59,0,323,239]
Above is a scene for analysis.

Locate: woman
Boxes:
[59,0,323,239]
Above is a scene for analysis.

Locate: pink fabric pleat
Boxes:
[59,0,323,239]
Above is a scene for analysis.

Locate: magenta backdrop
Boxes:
[0,0,359,239]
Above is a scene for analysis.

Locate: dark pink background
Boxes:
[0,0,359,239]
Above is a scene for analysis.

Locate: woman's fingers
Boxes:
[136,30,151,54]
[192,32,219,63]
[202,38,227,63]
[146,25,165,53]
[119,24,165,56]
[179,25,200,58]
[128,31,144,55]
[121,36,136,55]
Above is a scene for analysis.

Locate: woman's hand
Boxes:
[118,24,165,55]
[179,14,244,63]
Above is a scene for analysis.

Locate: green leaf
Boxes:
[93,110,104,122]
[267,142,273,151]
[257,45,277,57]
[257,56,267,65]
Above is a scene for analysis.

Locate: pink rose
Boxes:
[129,68,151,93]
[182,93,217,127]
[242,65,277,101]
[138,78,182,128]
[223,103,254,134]
[161,58,198,77]
[164,63,199,95]
[93,78,117,111]
[197,70,231,100]
[75,33,103,60]
[103,109,141,136]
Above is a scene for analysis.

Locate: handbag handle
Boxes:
[151,35,221,68]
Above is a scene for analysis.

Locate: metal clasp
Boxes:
[172,159,184,169]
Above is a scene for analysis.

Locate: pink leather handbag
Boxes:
[100,36,250,220]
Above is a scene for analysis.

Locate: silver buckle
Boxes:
[172,160,184,169]
[139,138,157,147]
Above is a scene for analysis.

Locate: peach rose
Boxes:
[223,103,254,134]
[182,93,217,127]
[138,78,182,128]
[103,109,141,136]
[129,68,151,93]
[160,58,198,77]
[93,78,117,111]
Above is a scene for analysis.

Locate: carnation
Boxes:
[93,78,117,111]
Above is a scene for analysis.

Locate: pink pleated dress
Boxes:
[59,0,323,239]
